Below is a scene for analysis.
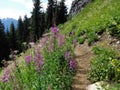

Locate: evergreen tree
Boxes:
[0,20,10,66]
[17,16,24,43]
[9,22,18,50]
[31,0,42,42]
[46,0,57,28]
[57,0,67,24]
[23,15,30,42]
[41,12,46,34]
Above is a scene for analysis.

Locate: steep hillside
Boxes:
[0,0,120,90]
[61,0,120,38]
[59,0,120,89]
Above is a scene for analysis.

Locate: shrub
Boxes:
[107,17,120,39]
[88,45,120,83]
[78,37,86,44]
[87,31,98,46]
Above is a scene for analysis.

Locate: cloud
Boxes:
[65,0,73,12]
[41,2,47,11]
[0,0,73,19]
[0,8,31,19]
[11,0,33,10]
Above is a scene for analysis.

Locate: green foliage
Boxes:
[61,0,120,44]
[88,45,120,83]
[107,17,120,39]
[86,31,98,46]
[0,29,75,90]
[78,37,85,44]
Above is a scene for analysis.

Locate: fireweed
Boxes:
[0,26,76,90]
[2,69,10,83]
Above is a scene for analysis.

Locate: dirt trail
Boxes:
[72,42,93,90]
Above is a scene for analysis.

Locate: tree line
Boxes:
[0,0,68,67]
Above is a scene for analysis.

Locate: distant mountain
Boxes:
[1,18,18,31]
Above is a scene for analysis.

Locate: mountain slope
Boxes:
[1,18,18,31]
[61,0,120,37]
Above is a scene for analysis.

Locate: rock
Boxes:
[116,41,120,44]
[69,0,92,16]
[86,81,109,90]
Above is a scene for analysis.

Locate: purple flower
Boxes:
[35,66,40,72]
[48,44,53,52]
[36,52,43,60]
[52,27,58,34]
[2,69,10,83]
[48,37,53,52]
[69,59,76,69]
[65,51,70,60]
[52,26,58,37]
[36,52,44,65]
[41,37,47,47]
[25,55,32,64]
[38,60,44,66]
[58,34,64,47]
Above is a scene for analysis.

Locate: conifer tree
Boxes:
[9,22,18,50]
[31,0,42,42]
[0,20,6,65]
[46,0,55,28]
[57,0,67,24]
[23,15,30,42]
[17,16,24,43]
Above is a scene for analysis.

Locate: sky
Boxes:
[0,0,73,20]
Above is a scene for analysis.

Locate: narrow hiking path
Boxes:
[72,42,93,90]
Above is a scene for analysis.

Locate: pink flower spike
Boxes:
[25,55,32,64]
[65,51,70,60]
[58,34,64,47]
[2,69,10,83]
[69,59,76,69]
[51,26,58,37]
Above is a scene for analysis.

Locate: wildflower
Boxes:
[38,59,44,66]
[48,44,53,52]
[52,26,58,34]
[36,51,43,60]
[35,66,40,72]
[65,51,70,60]
[58,34,64,47]
[34,51,44,72]
[48,37,53,52]
[41,37,47,47]
[69,59,76,69]
[25,55,32,64]
[2,69,10,83]
[52,26,58,37]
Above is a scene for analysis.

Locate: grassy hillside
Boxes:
[60,0,120,89]
[60,0,120,44]
[0,0,120,89]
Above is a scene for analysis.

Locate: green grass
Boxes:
[1,0,120,89]
[60,0,120,44]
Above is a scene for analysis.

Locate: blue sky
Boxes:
[0,0,72,20]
